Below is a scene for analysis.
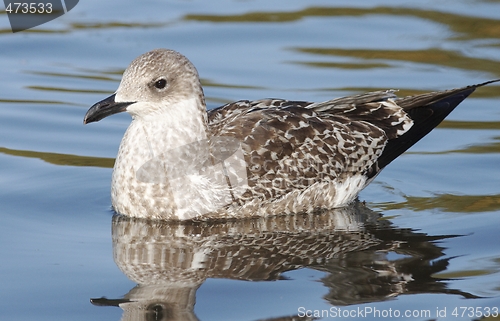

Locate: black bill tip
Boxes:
[84,94,135,124]
[90,297,131,307]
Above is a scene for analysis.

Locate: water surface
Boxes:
[0,1,499,320]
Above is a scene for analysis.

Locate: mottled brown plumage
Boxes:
[83,48,499,220]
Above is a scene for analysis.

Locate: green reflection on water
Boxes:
[292,61,390,70]
[0,147,114,168]
[433,269,497,279]
[377,194,500,213]
[293,48,500,78]
[0,98,65,104]
[69,22,163,30]
[27,86,112,94]
[185,6,500,40]
[28,71,119,82]
[441,121,500,130]
[452,138,500,154]
[406,136,500,154]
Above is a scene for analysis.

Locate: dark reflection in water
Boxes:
[185,6,500,41]
[91,202,477,320]
[185,7,500,81]
[291,48,500,79]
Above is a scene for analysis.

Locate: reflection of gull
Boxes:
[91,204,476,321]
[84,48,499,220]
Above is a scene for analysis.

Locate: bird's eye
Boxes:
[154,78,167,89]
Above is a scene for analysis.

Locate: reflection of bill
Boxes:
[4,0,79,33]
[136,136,248,219]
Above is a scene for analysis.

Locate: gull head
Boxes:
[84,49,203,124]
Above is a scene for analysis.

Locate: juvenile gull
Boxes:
[84,48,499,220]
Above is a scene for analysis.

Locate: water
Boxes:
[0,1,499,320]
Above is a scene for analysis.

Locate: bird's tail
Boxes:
[374,79,500,171]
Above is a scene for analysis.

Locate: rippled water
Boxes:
[0,1,499,320]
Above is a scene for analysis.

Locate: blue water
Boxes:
[0,1,499,320]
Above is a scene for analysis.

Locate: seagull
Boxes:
[84,48,498,220]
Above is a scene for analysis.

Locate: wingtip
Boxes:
[467,78,500,91]
[374,78,499,171]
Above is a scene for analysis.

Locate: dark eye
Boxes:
[154,78,167,89]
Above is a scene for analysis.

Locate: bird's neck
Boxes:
[131,96,209,158]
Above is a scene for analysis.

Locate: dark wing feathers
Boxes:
[397,79,500,110]
[207,79,499,197]
[209,101,388,201]
[375,80,500,170]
